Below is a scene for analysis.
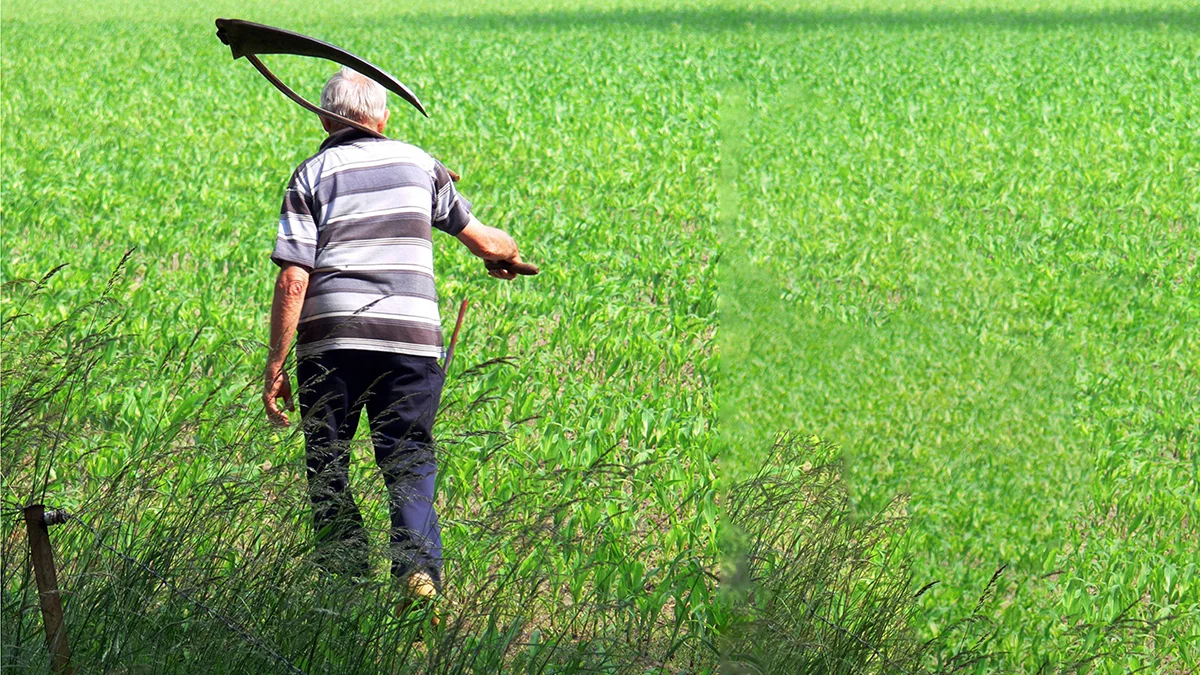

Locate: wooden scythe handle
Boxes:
[486,260,540,276]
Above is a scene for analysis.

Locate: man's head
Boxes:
[319,67,390,134]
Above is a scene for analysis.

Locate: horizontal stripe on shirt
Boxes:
[305,270,437,300]
[313,163,433,203]
[315,211,432,248]
[316,144,435,181]
[297,315,444,348]
[297,337,443,359]
[300,312,446,338]
[299,292,440,323]
[323,186,432,227]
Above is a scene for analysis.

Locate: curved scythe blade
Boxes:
[215,18,428,123]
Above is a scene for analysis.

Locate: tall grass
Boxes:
[0,262,1017,674]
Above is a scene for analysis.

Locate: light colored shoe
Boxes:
[407,571,439,600]
[398,571,441,628]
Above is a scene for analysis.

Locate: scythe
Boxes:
[214,18,540,282]
[215,18,427,138]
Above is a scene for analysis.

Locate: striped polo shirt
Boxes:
[271,127,472,359]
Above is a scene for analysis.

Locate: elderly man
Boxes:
[261,68,526,598]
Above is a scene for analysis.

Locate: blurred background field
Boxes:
[2,0,1197,672]
[715,2,1199,670]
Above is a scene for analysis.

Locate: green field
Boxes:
[715,4,1199,669]
[3,0,1198,672]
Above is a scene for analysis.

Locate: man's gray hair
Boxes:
[320,67,387,124]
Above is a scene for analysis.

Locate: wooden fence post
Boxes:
[23,504,73,675]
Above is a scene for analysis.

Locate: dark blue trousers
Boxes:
[298,349,444,585]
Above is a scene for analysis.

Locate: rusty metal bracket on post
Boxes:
[24,504,73,674]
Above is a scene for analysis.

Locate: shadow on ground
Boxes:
[396,7,1200,32]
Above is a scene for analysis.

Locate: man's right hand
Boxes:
[263,365,294,426]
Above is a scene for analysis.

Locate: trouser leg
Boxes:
[365,354,445,586]
[298,355,369,577]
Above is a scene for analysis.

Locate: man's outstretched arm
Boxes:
[455,214,524,280]
[263,264,309,425]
